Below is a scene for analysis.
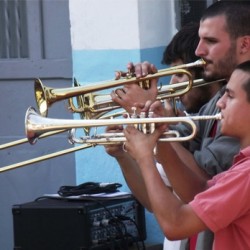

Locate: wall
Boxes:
[69,0,176,245]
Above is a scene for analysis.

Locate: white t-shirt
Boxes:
[156,163,181,250]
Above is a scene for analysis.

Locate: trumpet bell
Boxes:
[35,79,49,117]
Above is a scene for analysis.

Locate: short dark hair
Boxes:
[162,22,203,78]
[235,61,250,102]
[162,22,200,65]
[201,1,250,39]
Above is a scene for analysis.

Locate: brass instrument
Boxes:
[0,107,221,173]
[156,78,225,100]
[0,59,213,172]
[0,130,66,150]
[35,59,206,117]
[71,78,225,120]
[0,143,93,173]
[26,106,221,145]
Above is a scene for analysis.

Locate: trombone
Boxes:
[35,59,206,117]
[0,143,93,173]
[0,107,221,173]
[0,130,66,150]
[25,106,221,145]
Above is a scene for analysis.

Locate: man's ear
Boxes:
[239,36,250,54]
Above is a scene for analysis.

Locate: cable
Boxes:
[57,182,122,197]
[116,215,146,250]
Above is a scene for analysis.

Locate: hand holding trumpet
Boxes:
[112,61,159,114]
[105,101,169,160]
[104,124,125,158]
[122,101,168,162]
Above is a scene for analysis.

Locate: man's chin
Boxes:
[220,128,230,137]
[202,66,221,82]
[203,72,218,82]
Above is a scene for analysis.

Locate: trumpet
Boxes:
[35,59,206,117]
[25,106,221,145]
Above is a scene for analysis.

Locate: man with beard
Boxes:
[154,21,224,250]
[162,22,224,116]
[105,1,250,249]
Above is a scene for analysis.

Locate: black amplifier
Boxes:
[12,196,146,250]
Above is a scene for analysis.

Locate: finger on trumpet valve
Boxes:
[129,107,139,129]
[114,71,122,80]
[115,69,135,80]
[148,111,155,134]
[130,107,137,118]
[139,112,147,134]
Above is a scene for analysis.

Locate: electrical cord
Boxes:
[116,215,146,250]
[57,182,122,197]
[79,197,144,250]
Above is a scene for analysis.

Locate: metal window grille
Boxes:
[0,0,28,59]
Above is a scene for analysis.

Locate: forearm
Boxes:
[121,124,208,239]
[115,153,152,210]
[137,155,207,239]
[157,142,208,203]
[171,142,211,180]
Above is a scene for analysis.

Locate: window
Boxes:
[175,0,214,29]
[0,0,28,59]
[0,0,72,79]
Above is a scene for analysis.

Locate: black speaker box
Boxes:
[12,196,146,250]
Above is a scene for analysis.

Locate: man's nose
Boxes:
[195,41,205,57]
[216,95,226,109]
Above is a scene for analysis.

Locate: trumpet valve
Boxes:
[129,107,139,129]
[139,112,147,133]
[148,111,155,134]
[130,107,137,118]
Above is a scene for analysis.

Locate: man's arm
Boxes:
[104,125,152,210]
[156,141,210,203]
[139,156,208,240]
[115,153,152,210]
[123,125,208,240]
